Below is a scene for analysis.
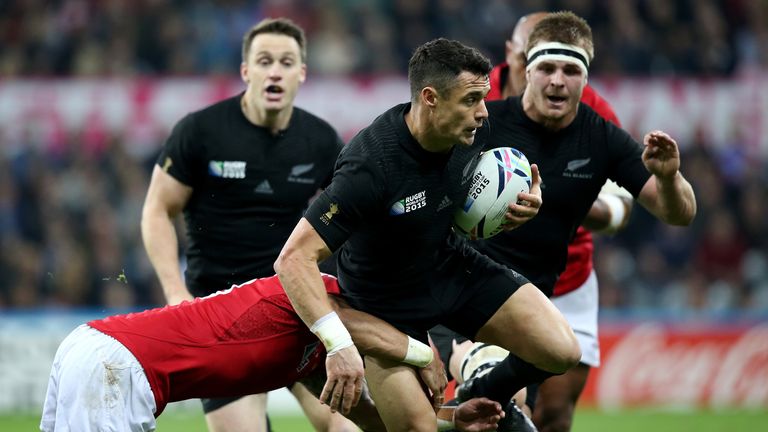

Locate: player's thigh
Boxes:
[204,393,268,432]
[364,357,436,432]
[475,283,579,370]
[290,383,359,432]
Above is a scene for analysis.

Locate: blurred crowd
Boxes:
[0,0,766,78]
[0,0,767,316]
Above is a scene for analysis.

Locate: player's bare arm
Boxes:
[299,369,501,432]
[141,165,194,305]
[275,218,365,415]
[503,163,543,230]
[637,130,697,225]
[331,293,446,408]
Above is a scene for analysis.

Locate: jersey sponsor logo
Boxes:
[320,203,339,225]
[563,157,593,179]
[436,195,453,212]
[254,180,274,194]
[390,191,427,215]
[209,160,246,179]
[287,163,316,184]
[297,341,321,373]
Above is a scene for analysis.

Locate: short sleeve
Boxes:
[605,123,650,197]
[155,114,203,187]
[304,153,385,251]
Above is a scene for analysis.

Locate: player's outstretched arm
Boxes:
[275,218,364,415]
[637,130,697,225]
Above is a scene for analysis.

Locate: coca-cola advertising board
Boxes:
[581,322,768,409]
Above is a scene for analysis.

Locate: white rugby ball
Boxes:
[454,147,532,240]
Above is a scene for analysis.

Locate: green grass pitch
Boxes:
[11,408,767,431]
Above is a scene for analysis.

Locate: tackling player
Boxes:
[41,274,504,432]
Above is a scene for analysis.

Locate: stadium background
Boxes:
[0,0,766,430]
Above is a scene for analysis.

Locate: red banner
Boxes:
[581,323,768,409]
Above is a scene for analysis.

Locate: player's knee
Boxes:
[547,331,581,374]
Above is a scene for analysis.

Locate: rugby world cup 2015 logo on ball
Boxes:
[454,147,531,240]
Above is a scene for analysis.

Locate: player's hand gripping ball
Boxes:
[454,147,532,240]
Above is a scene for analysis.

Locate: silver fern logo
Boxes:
[563,158,593,179]
[565,158,591,171]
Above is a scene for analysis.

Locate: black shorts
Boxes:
[341,239,529,344]
[201,396,241,413]
[200,397,273,431]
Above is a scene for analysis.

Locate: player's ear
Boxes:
[505,40,514,62]
[421,86,438,108]
[240,62,249,84]
[299,63,307,84]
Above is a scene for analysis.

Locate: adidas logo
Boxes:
[436,195,453,212]
[254,180,274,194]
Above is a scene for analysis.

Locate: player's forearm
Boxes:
[652,172,697,226]
[333,298,434,368]
[275,252,335,328]
[333,300,407,361]
[140,211,189,304]
[274,219,356,356]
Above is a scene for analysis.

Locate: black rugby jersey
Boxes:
[158,94,343,296]
[305,103,487,302]
[474,96,650,296]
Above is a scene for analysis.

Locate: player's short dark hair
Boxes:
[408,38,492,100]
[527,11,594,61]
[242,17,307,63]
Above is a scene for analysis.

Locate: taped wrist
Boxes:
[599,193,627,232]
[310,311,353,356]
[403,336,434,367]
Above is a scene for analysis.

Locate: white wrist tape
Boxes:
[403,336,434,367]
[310,311,354,356]
[599,193,627,231]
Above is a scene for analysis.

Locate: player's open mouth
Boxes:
[265,85,284,101]
[547,95,567,105]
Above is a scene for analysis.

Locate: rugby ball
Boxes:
[454,147,532,239]
[460,342,510,383]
